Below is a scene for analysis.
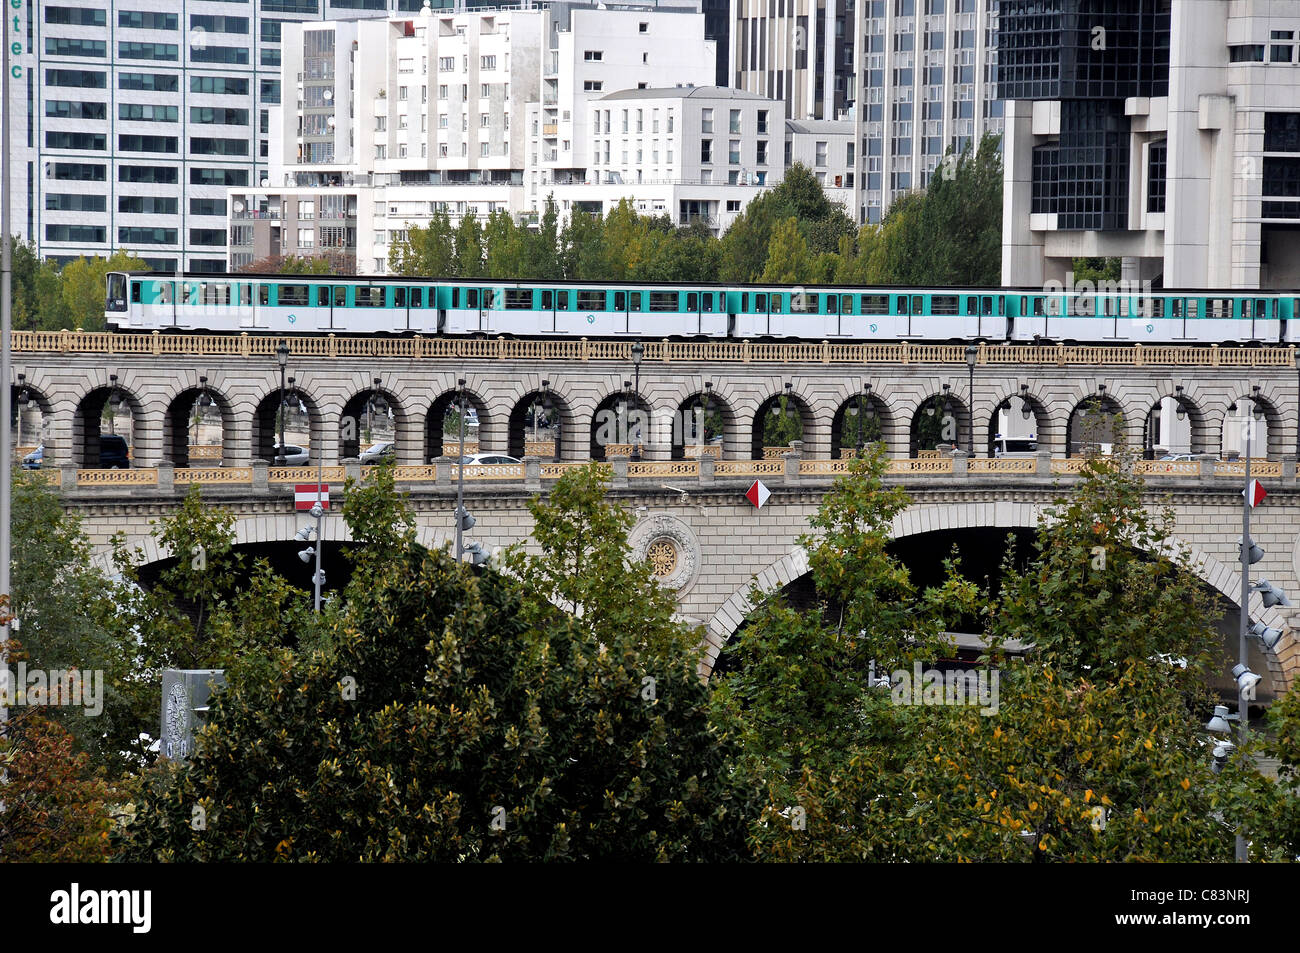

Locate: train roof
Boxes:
[110,273,1300,295]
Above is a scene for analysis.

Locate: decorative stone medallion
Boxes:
[629,513,701,594]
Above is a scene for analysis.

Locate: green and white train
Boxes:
[105,272,1300,344]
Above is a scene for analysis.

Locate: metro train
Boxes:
[104,272,1300,344]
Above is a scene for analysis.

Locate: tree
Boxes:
[388,211,454,276]
[236,252,355,275]
[761,395,803,448]
[759,218,815,285]
[117,466,752,861]
[483,208,522,278]
[0,712,116,862]
[60,250,150,331]
[453,214,484,278]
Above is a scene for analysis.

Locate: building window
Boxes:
[701,139,712,163]
[701,108,713,133]
[46,38,107,57]
[726,200,741,212]
[729,140,741,164]
[376,116,386,131]
[1228,45,1265,63]
[639,22,648,32]
[119,10,177,29]
[398,86,408,100]
[1271,31,1295,63]
[439,57,454,71]
[757,109,768,134]
[584,80,603,91]
[439,84,448,99]
[481,142,489,156]
[1147,141,1167,214]
[480,55,496,70]
[584,50,603,61]
[298,228,314,248]
[729,109,741,133]
[815,141,828,166]
[757,140,768,164]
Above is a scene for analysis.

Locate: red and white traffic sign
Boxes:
[745,479,771,509]
[1244,479,1267,508]
[295,484,330,511]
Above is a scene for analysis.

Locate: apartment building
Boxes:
[1000,0,1300,290]
[729,0,1003,224]
[15,0,455,273]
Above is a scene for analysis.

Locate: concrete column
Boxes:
[951,448,969,476]
[699,454,715,485]
[609,454,628,488]
[1282,454,1296,485]
[395,412,422,466]
[1035,450,1052,477]
[782,451,800,482]
[60,464,78,493]
[345,459,362,484]
[45,410,75,468]
[157,462,174,491]
[317,409,338,467]
[252,460,269,491]
[801,413,832,459]
[226,411,253,467]
[523,455,540,491]
[728,408,755,460]
[563,414,592,462]
[642,406,671,461]
[1195,453,1217,482]
[435,455,452,487]
[131,406,164,469]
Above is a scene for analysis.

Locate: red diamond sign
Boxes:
[745,479,771,509]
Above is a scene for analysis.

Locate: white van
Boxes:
[993,434,1038,458]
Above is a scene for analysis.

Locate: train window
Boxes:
[687,293,698,311]
[332,287,346,307]
[1045,297,1061,316]
[1170,298,1181,317]
[239,285,251,306]
[768,295,780,314]
[258,285,269,306]
[131,282,142,303]
[577,290,604,311]
[630,292,642,311]
[1242,300,1253,318]
[466,289,479,308]
[862,295,888,315]
[1020,295,1028,314]
[982,296,993,315]
[542,290,553,309]
[280,284,309,306]
[1256,298,1268,319]
[410,289,423,307]
[911,296,922,314]
[649,292,677,312]
[1186,298,1198,318]
[841,295,853,315]
[184,284,201,305]
[1032,298,1045,316]
[932,295,958,315]
[158,283,172,304]
[966,296,977,314]
[451,288,460,308]
[1150,298,1164,318]
[615,291,626,310]
[896,296,909,315]
[755,294,767,313]
[557,291,569,310]
[826,295,839,314]
[1118,297,1130,317]
[394,288,407,307]
[703,293,715,313]
[504,289,532,309]
[317,287,331,307]
[204,283,229,305]
[791,292,816,313]
[355,286,384,307]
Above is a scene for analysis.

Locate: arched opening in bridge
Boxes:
[985,389,1043,458]
[508,387,565,461]
[252,384,319,465]
[671,386,730,460]
[74,380,141,468]
[752,386,809,460]
[1142,389,1203,460]
[830,388,887,458]
[426,389,487,462]
[909,390,968,457]
[709,526,1282,711]
[1220,392,1279,460]
[590,387,651,461]
[339,383,402,462]
[164,381,233,468]
[1066,392,1124,456]
[11,379,51,468]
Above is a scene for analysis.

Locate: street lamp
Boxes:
[1233,386,1266,862]
[275,344,289,465]
[107,373,119,436]
[1019,384,1032,422]
[1174,384,1187,421]
[540,379,557,461]
[14,373,27,452]
[630,341,644,461]
[455,378,467,561]
[965,344,978,454]
[855,382,873,454]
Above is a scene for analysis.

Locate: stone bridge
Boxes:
[49,459,1300,693]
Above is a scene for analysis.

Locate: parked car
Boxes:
[1159,453,1196,461]
[271,444,309,465]
[360,441,395,464]
[21,444,42,469]
[459,454,521,465]
[99,434,130,469]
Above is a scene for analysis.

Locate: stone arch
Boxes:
[1065,390,1125,456]
[751,386,812,460]
[338,379,409,462]
[589,384,650,461]
[1219,390,1286,460]
[830,386,889,458]
[506,385,567,461]
[984,387,1049,457]
[12,378,54,461]
[426,385,490,463]
[73,375,145,468]
[909,389,968,456]
[162,378,237,468]
[670,386,734,460]
[702,501,1293,686]
[252,380,323,464]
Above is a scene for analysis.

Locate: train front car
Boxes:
[104,272,129,329]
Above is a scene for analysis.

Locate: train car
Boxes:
[105,271,1299,346]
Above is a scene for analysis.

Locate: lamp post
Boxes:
[965,344,978,454]
[455,378,467,561]
[275,344,289,465]
[631,341,644,461]
[541,379,557,461]
[1295,349,1300,457]
[15,373,26,452]
[107,374,119,436]
[856,382,873,454]
[1235,386,1265,862]
[1019,384,1032,422]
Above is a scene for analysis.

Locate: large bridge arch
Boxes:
[702,501,1293,685]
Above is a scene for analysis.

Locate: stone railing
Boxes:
[47,454,1300,490]
[15,331,1297,368]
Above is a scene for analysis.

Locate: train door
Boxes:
[627,290,644,335]
[480,287,494,332]
[541,289,557,333]
[316,286,334,330]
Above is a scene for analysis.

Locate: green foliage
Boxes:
[761,395,803,448]
[388,210,455,276]
[118,465,751,861]
[1072,257,1123,285]
[759,218,815,285]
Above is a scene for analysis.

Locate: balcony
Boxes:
[679,214,718,228]
[542,123,558,136]
[232,209,282,220]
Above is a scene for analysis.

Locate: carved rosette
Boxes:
[629,513,701,594]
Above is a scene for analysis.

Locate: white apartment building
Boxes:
[730,0,1004,224]
[11,0,443,272]
[532,4,716,189]
[1001,0,1300,290]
